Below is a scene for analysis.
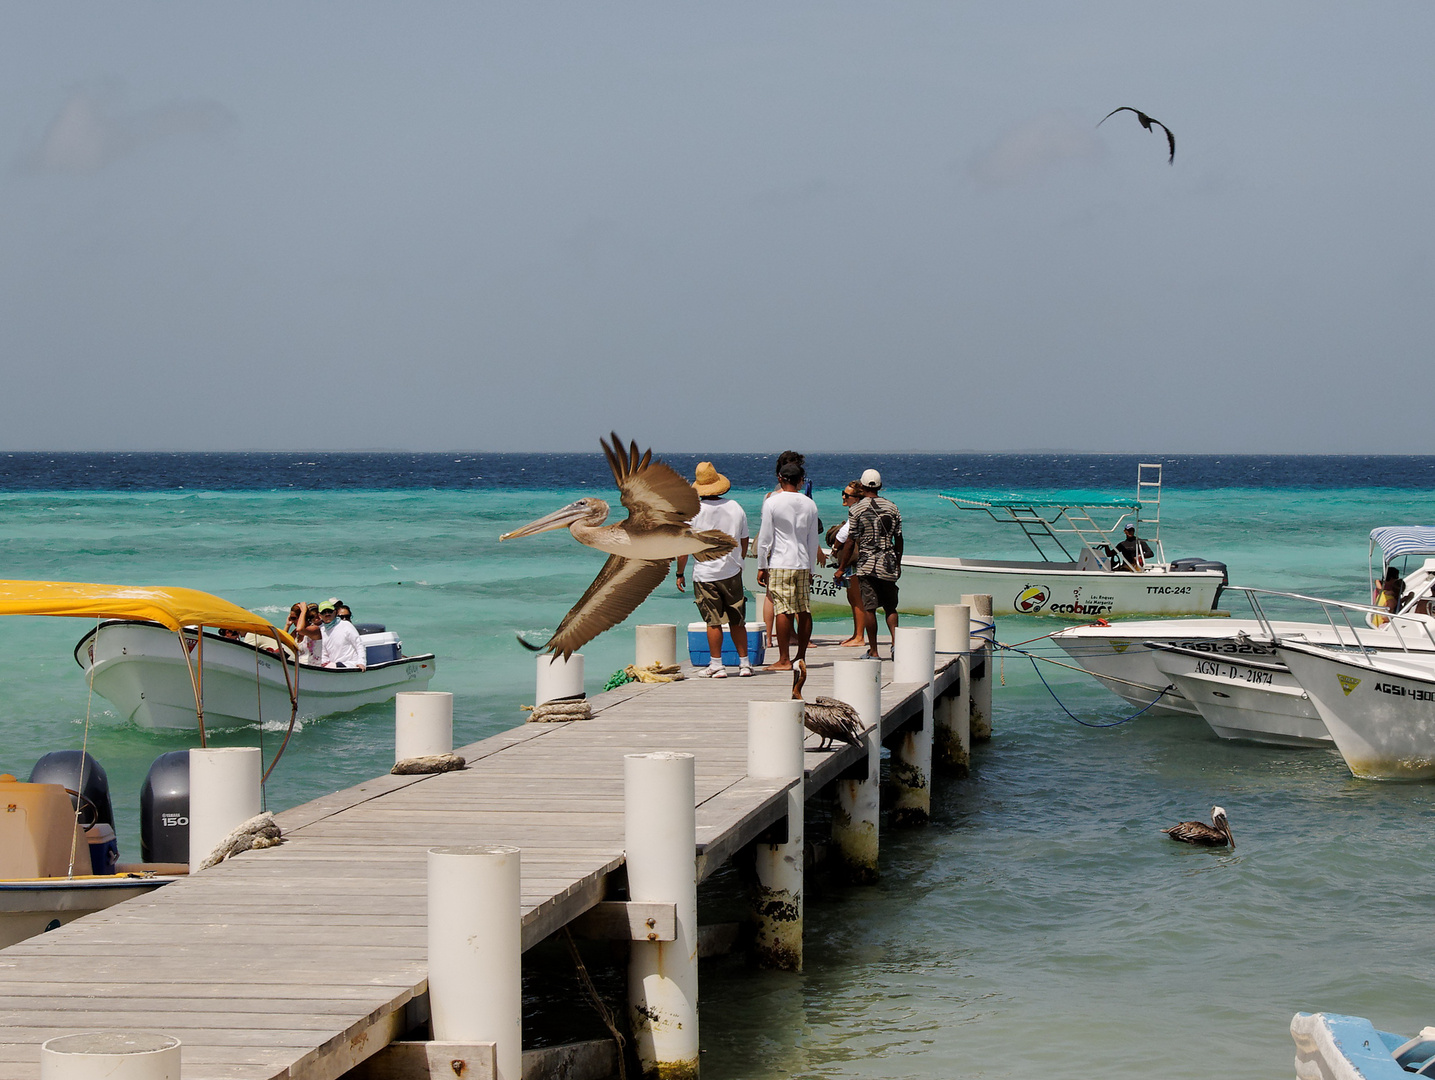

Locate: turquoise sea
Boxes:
[2,453,1433,1079]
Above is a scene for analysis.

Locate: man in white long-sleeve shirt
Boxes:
[756,460,821,670]
[318,600,366,670]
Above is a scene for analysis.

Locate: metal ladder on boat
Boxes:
[1136,463,1165,562]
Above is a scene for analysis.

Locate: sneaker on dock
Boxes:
[738,661,753,677]
[704,662,726,678]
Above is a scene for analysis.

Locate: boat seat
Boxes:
[0,779,88,879]
[1395,1028,1435,1073]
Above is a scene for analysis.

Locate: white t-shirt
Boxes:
[688,497,748,582]
[835,521,850,545]
[321,618,366,669]
[757,490,820,572]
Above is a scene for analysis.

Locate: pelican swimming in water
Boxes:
[791,659,864,750]
[500,433,737,659]
[1163,806,1234,847]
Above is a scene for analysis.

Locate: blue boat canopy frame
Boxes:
[939,464,1167,564]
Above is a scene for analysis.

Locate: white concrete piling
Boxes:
[394,691,453,762]
[746,700,806,970]
[41,1033,181,1079]
[535,652,584,705]
[635,624,678,670]
[831,658,882,883]
[933,604,971,775]
[188,747,261,874]
[963,594,994,742]
[890,626,936,826]
[427,845,523,1080]
[625,752,699,1079]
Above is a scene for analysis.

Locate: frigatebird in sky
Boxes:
[1099,107,1175,164]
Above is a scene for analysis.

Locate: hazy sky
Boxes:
[3,4,1432,453]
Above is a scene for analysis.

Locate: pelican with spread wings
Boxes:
[500,433,738,659]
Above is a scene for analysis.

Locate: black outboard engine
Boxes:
[28,750,118,874]
[1170,558,1230,607]
[140,750,190,865]
[28,750,114,830]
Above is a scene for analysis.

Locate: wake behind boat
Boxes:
[76,620,436,730]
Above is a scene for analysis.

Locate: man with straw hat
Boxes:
[676,461,752,677]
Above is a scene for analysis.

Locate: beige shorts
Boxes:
[694,573,746,628]
[766,568,811,615]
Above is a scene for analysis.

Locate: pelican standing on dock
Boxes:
[500,432,737,659]
[1163,806,1234,847]
[792,659,864,749]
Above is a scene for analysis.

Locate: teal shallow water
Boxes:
[2,483,1432,1077]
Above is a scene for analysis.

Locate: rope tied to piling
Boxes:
[562,927,627,1080]
[524,700,593,723]
[198,811,284,870]
[1000,642,1178,728]
[391,753,466,775]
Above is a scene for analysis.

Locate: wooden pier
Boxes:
[0,633,985,1080]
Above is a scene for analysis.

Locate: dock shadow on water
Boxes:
[699,672,1435,1080]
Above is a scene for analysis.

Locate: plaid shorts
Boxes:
[766,568,811,615]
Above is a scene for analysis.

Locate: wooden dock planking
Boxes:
[0,638,969,1079]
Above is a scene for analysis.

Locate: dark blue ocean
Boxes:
[2,452,1432,1079]
[5,450,1435,491]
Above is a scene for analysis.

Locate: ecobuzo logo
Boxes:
[1014,585,1051,613]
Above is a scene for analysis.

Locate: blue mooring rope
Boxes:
[1005,644,1175,728]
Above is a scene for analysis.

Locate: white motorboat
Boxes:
[1050,532,1435,718]
[1276,633,1435,781]
[75,620,436,730]
[1146,642,1331,747]
[745,464,1228,619]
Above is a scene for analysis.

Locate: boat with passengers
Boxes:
[76,616,436,730]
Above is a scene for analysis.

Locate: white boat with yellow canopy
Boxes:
[49,590,437,732]
[1,582,303,948]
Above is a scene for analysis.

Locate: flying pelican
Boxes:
[1099,106,1175,164]
[499,433,737,659]
[1163,806,1234,847]
[792,659,864,750]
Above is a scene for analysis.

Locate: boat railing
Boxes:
[1231,585,1435,661]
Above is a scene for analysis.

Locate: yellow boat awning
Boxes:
[0,581,295,652]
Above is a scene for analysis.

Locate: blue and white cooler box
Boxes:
[687,622,765,667]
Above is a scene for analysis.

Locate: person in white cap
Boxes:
[834,468,903,659]
[675,461,751,677]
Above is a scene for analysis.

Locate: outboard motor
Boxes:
[28,750,114,830]
[1170,557,1229,584]
[140,750,190,865]
[1170,558,1230,608]
[27,750,117,874]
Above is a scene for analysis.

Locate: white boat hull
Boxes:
[742,556,1224,620]
[1277,642,1435,780]
[1049,618,1275,717]
[1148,646,1331,747]
[0,876,174,950]
[77,622,437,730]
